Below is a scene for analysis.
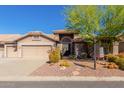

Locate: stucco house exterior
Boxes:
[0,30,123,61]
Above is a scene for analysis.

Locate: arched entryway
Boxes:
[61,37,72,56]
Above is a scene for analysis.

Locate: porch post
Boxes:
[113,41,119,55]
[57,43,63,59]
[70,43,73,55]
[18,43,22,57]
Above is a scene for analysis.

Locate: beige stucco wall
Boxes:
[113,41,119,55]
[0,45,4,58]
[4,35,56,58]
[18,36,55,45]
[6,46,18,57]
[74,34,79,39]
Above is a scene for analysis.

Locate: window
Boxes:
[32,36,41,41]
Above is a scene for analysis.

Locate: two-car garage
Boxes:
[22,45,51,60]
[6,45,52,61]
[0,32,56,61]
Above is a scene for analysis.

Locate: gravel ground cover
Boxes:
[31,59,124,77]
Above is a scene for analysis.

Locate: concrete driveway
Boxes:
[0,58,45,76]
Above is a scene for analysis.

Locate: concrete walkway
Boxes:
[0,76,123,81]
[0,58,45,76]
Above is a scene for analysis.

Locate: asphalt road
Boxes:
[0,81,124,88]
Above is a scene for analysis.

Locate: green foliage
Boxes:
[117,53,124,58]
[100,6,124,37]
[106,54,119,62]
[105,53,124,70]
[49,47,61,63]
[65,5,124,48]
[59,60,70,67]
[115,58,124,70]
[65,6,102,40]
[69,54,76,59]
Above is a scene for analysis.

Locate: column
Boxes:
[18,44,22,57]
[113,41,119,55]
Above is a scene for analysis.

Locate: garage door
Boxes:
[22,45,51,60]
[7,46,18,57]
[119,42,124,53]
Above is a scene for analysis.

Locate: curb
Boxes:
[0,76,123,81]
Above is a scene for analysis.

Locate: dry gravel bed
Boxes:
[30,60,124,77]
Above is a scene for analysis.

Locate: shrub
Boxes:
[115,58,124,70]
[106,54,119,62]
[59,60,70,67]
[118,62,124,70]
[69,54,76,59]
[49,47,61,63]
[117,53,124,58]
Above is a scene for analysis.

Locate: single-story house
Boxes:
[0,30,123,61]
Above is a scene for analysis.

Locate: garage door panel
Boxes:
[22,45,51,60]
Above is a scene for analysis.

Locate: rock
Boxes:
[60,66,66,70]
[72,71,80,76]
[75,68,81,71]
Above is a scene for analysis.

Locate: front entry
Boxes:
[62,43,71,56]
[61,36,73,57]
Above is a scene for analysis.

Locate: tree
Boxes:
[65,5,124,69]
[98,6,124,53]
[65,6,102,69]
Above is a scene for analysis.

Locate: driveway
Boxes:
[0,58,45,76]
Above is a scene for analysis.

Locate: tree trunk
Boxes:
[93,38,97,70]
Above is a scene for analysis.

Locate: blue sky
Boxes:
[0,5,66,34]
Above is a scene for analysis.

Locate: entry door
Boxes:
[62,43,71,56]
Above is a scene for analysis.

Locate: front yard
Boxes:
[30,59,124,77]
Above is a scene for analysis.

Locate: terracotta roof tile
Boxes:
[27,31,42,36]
[46,34,59,41]
[53,29,77,34]
[0,34,22,42]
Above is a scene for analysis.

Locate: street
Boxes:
[0,81,124,88]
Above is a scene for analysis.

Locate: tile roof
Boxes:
[14,31,58,42]
[0,34,22,42]
[53,29,77,34]
[46,34,59,41]
[27,31,43,36]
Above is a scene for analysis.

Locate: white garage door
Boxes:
[22,45,51,60]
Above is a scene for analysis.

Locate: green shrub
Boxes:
[117,53,124,58]
[69,54,76,59]
[59,60,70,67]
[106,54,119,62]
[49,47,61,63]
[115,58,124,70]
